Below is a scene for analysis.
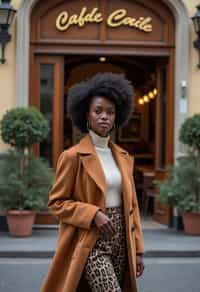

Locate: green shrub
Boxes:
[0,107,49,151]
[0,150,53,211]
[0,107,54,211]
[156,167,180,207]
[157,153,200,212]
[157,114,200,213]
[179,114,200,151]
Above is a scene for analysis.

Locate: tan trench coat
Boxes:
[41,134,144,292]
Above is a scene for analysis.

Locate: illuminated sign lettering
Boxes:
[56,7,153,33]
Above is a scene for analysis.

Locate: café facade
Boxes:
[0,0,199,225]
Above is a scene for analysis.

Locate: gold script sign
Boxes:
[56,7,153,33]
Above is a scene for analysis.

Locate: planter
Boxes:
[0,212,8,232]
[182,211,200,235]
[6,210,36,237]
[35,210,58,225]
[173,208,184,231]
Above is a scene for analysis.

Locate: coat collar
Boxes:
[76,134,131,207]
[77,133,128,155]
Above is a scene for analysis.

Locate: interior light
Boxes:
[153,88,158,96]
[143,95,149,103]
[138,98,144,105]
[99,57,106,62]
[148,91,154,99]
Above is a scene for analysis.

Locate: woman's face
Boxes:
[87,96,116,137]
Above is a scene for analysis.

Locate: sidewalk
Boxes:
[0,219,200,258]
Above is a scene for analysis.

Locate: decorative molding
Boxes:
[162,0,190,158]
[16,0,36,107]
[16,0,190,159]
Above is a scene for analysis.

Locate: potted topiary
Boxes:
[157,114,200,235]
[178,114,200,235]
[155,167,184,230]
[0,107,54,237]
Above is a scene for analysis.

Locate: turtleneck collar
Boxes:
[89,129,110,148]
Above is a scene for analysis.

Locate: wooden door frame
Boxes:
[30,50,175,226]
[155,51,175,170]
[30,50,175,164]
[30,55,64,168]
[29,0,175,170]
[30,51,175,225]
[153,52,175,225]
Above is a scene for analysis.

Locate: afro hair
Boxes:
[67,72,134,133]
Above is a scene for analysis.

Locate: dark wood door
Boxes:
[153,55,174,225]
[30,55,64,168]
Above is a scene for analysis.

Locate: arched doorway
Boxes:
[13,0,190,225]
[28,0,177,224]
[30,0,175,160]
[16,0,190,162]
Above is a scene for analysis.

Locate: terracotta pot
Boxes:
[35,210,58,225]
[182,211,200,235]
[6,210,36,237]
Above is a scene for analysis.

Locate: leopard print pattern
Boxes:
[84,206,127,292]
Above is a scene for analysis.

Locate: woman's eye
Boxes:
[108,110,115,115]
[94,108,115,115]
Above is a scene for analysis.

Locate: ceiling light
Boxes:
[143,95,149,103]
[148,91,154,99]
[99,57,106,62]
[153,88,158,96]
[138,98,144,105]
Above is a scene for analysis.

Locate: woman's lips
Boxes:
[99,123,110,127]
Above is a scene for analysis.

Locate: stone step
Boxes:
[0,249,200,259]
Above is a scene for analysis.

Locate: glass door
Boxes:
[30,56,64,168]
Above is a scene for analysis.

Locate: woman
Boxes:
[41,73,145,292]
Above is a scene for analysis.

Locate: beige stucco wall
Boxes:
[0,0,199,150]
[185,0,200,115]
[0,0,22,150]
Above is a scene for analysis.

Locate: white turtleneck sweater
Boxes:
[89,130,122,208]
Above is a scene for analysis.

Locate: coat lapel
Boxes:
[77,134,132,208]
[77,135,106,196]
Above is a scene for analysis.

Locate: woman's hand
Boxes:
[94,210,116,238]
[136,255,145,278]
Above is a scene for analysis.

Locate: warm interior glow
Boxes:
[138,98,144,105]
[148,91,154,99]
[99,57,106,62]
[153,88,158,96]
[143,95,149,103]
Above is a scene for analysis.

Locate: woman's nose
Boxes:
[101,112,108,119]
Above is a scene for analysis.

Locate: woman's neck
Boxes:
[89,129,110,148]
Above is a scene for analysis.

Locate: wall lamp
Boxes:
[192,4,200,68]
[0,0,16,64]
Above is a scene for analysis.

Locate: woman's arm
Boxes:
[48,150,100,230]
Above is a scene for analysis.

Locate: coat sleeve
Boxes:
[130,156,145,255]
[48,150,100,230]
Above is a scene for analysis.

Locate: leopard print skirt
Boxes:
[84,206,127,292]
